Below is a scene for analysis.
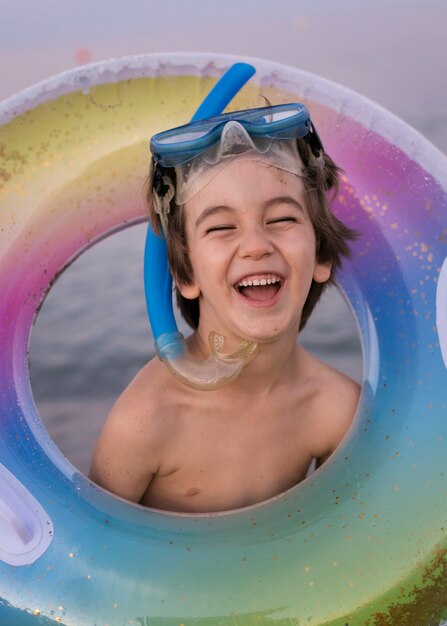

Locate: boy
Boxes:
[89,104,360,513]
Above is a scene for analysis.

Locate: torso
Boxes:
[140,392,315,511]
[134,348,359,513]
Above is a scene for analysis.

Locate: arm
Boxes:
[313,371,360,468]
[89,387,162,503]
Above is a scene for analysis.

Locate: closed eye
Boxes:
[266,216,298,225]
[205,224,236,234]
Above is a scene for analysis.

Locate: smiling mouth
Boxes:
[235,274,283,302]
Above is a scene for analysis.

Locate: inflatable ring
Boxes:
[1,53,447,626]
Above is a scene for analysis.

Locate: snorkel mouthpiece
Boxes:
[155,332,258,391]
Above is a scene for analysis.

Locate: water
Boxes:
[29,223,363,475]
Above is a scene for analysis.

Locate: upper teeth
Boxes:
[237,276,281,287]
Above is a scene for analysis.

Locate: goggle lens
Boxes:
[156,128,211,145]
[259,108,299,123]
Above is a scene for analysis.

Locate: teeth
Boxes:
[237,275,281,287]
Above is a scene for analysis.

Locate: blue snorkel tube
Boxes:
[144,63,258,390]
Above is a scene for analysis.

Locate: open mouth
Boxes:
[234,274,283,303]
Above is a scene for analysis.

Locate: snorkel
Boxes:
[144,63,259,390]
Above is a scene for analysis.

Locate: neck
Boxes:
[188,323,302,397]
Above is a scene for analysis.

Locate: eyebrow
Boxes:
[195,195,305,229]
[263,195,305,213]
[195,205,235,229]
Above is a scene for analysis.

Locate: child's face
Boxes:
[178,158,331,345]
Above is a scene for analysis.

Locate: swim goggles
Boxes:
[150,103,323,168]
[151,103,325,220]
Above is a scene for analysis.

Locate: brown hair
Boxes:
[148,137,357,331]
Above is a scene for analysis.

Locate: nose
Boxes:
[238,225,274,260]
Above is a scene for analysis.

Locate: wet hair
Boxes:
[147,136,358,332]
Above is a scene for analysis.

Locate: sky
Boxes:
[1,0,446,152]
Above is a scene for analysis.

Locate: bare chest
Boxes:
[141,397,314,512]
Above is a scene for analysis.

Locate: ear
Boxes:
[313,260,332,284]
[177,280,201,300]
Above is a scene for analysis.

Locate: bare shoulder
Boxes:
[300,350,361,461]
[99,357,178,444]
[316,356,361,411]
[89,356,180,501]
[114,356,178,426]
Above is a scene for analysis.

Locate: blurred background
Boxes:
[2,0,446,474]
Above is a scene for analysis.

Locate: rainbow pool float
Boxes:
[1,53,447,626]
